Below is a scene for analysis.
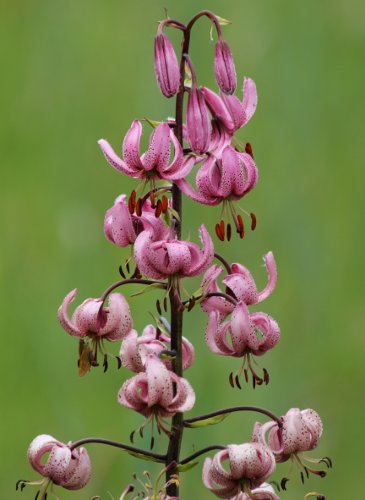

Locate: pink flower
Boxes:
[154,31,180,98]
[134,224,214,280]
[104,194,167,247]
[177,145,258,207]
[201,252,277,315]
[252,408,330,481]
[120,324,195,372]
[214,38,237,95]
[202,443,276,498]
[98,120,193,182]
[58,289,132,341]
[118,354,195,420]
[201,77,257,134]
[205,302,280,386]
[26,434,91,493]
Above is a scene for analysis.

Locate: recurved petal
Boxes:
[27,435,61,474]
[141,123,171,171]
[301,409,323,448]
[168,372,196,413]
[257,252,278,303]
[250,313,280,355]
[57,289,84,338]
[201,87,235,133]
[238,152,259,194]
[117,373,149,413]
[202,455,238,499]
[223,267,258,305]
[43,444,72,484]
[145,354,173,408]
[220,146,244,198]
[159,129,184,179]
[185,225,214,277]
[230,302,259,354]
[104,293,133,341]
[98,139,139,177]
[119,329,143,372]
[221,92,245,131]
[134,231,166,280]
[61,447,91,490]
[241,77,258,125]
[104,195,136,247]
[176,177,220,206]
[122,120,143,170]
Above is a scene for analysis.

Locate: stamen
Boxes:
[119,265,126,278]
[161,195,168,213]
[163,296,168,312]
[103,354,108,373]
[116,356,122,369]
[250,212,257,230]
[280,477,289,491]
[155,200,162,217]
[226,222,232,241]
[237,214,245,238]
[126,259,130,274]
[156,300,162,315]
[228,372,234,388]
[245,142,254,158]
[128,190,136,214]
[135,198,142,217]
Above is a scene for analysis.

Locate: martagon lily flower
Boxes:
[201,251,277,315]
[120,324,195,372]
[58,289,133,375]
[17,434,91,497]
[202,443,276,499]
[104,194,168,247]
[118,354,195,434]
[205,302,280,387]
[252,408,331,483]
[98,120,194,184]
[134,224,214,281]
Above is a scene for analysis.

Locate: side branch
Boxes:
[180,445,226,465]
[184,406,283,427]
[69,437,166,462]
[100,278,167,303]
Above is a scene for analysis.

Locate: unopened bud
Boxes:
[214,38,236,95]
[186,87,211,154]
[154,33,180,98]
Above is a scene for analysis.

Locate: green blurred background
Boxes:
[1,0,364,498]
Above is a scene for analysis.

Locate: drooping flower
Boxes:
[202,443,276,499]
[201,252,277,315]
[17,434,91,496]
[154,28,180,98]
[58,289,133,375]
[118,354,195,432]
[214,38,237,95]
[252,408,331,483]
[120,324,195,372]
[201,77,257,135]
[134,224,214,280]
[98,120,193,183]
[205,302,280,387]
[104,194,167,247]
[177,145,258,239]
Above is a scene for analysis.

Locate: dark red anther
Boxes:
[250,212,257,231]
[245,142,254,158]
[128,190,136,214]
[215,222,224,241]
[139,426,144,438]
[129,430,135,444]
[229,372,234,388]
[150,436,155,450]
[235,375,241,389]
[103,354,108,373]
[244,368,249,383]
[116,356,122,369]
[226,223,232,241]
[126,260,130,273]
[163,296,168,312]
[280,478,289,491]
[156,300,162,315]
[150,190,156,208]
[155,199,162,217]
[135,198,142,217]
[263,368,270,385]
[118,265,126,279]
[300,471,304,484]
[161,195,168,213]
[237,214,245,238]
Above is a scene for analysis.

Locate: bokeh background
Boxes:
[1,0,365,498]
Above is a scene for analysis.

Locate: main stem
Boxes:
[165,23,192,499]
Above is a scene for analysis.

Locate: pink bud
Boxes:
[186,86,212,154]
[154,33,180,98]
[214,38,237,94]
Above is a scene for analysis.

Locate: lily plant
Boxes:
[18,10,331,500]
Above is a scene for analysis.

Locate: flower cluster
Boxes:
[19,10,330,500]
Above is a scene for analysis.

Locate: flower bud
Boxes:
[186,87,212,154]
[214,38,237,94]
[154,33,180,98]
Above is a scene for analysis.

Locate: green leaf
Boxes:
[176,460,199,472]
[126,449,163,463]
[184,413,229,428]
[143,117,161,128]
[168,207,181,222]
[130,282,166,297]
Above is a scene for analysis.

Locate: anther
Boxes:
[161,195,168,213]
[135,198,142,217]
[280,477,289,491]
[237,214,245,238]
[300,471,305,484]
[34,492,40,500]
[156,300,162,315]
[250,212,257,231]
[163,297,168,312]
[263,368,270,385]
[126,260,130,273]
[150,436,155,450]
[244,368,249,383]
[103,354,108,373]
[128,190,136,214]
[245,142,254,158]
[119,265,126,279]
[226,223,232,241]
[155,199,162,217]
[130,430,135,443]
[229,372,234,388]
[215,222,224,241]
[116,356,122,369]
[235,375,242,389]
